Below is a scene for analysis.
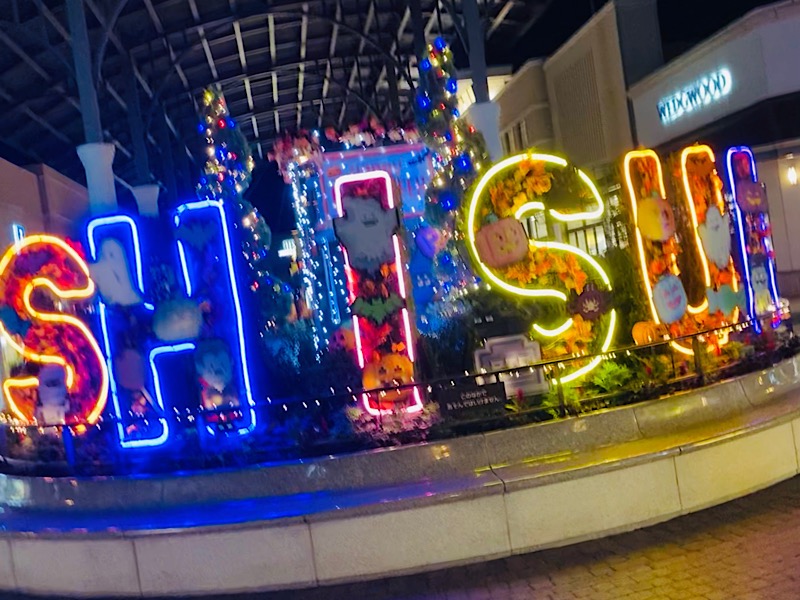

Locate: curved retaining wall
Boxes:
[1,356,800,596]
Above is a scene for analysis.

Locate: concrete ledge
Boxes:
[10,357,800,515]
[3,355,800,596]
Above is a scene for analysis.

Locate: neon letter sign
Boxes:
[464,151,617,384]
[333,170,423,415]
[88,200,257,448]
[0,236,109,426]
[657,68,732,125]
[624,147,743,355]
[725,146,780,322]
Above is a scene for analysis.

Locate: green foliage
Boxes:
[197,87,293,327]
[543,382,579,411]
[547,166,596,213]
[589,360,633,393]
[417,319,476,380]
[720,340,752,362]
[261,322,361,399]
[604,247,650,345]
[417,288,557,379]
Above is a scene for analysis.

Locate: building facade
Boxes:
[628,0,800,295]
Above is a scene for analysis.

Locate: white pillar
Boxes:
[131,183,161,217]
[467,101,503,162]
[76,142,118,214]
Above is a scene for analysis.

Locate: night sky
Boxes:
[510,0,781,64]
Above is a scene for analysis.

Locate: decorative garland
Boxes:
[271,118,421,182]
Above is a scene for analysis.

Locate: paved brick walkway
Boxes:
[256,476,800,600]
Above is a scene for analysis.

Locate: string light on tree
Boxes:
[411,38,490,314]
[197,87,292,328]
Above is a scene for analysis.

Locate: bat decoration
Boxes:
[351,294,404,324]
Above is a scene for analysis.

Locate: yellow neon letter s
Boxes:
[0,236,108,426]
[464,151,617,384]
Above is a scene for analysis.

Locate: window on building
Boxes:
[566,218,608,256]
[513,122,524,151]
[518,120,529,149]
[523,211,548,240]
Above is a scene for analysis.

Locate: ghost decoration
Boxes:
[474,218,529,268]
[333,196,400,272]
[751,265,772,315]
[152,299,203,341]
[194,338,238,409]
[707,284,746,317]
[653,275,688,324]
[637,197,676,242]
[90,238,142,306]
[698,206,732,269]
[35,364,69,426]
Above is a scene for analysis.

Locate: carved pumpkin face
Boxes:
[474,218,528,268]
[638,197,675,242]
[379,353,414,385]
[362,362,383,391]
[329,325,355,351]
[361,353,414,391]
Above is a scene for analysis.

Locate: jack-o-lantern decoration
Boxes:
[474,218,528,268]
[362,353,415,408]
[632,321,670,346]
[637,197,676,242]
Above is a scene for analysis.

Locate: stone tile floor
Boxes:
[254,475,800,600]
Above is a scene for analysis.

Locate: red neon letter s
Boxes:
[0,236,109,426]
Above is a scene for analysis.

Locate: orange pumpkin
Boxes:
[362,353,415,408]
[632,321,669,346]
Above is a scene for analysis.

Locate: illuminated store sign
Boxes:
[657,68,732,125]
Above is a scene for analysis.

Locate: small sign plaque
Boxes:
[437,382,507,421]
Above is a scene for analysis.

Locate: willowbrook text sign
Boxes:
[657,68,733,125]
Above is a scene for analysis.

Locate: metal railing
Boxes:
[0,317,795,477]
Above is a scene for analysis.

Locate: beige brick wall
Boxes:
[0,156,45,243]
[544,2,632,167]
[494,61,554,154]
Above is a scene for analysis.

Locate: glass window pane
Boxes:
[585,228,597,254]
[596,226,607,255]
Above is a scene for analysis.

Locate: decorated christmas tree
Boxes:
[196,88,293,328]
[411,38,491,330]
[415,37,490,226]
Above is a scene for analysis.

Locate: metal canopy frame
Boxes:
[0,0,548,189]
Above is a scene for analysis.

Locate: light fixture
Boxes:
[788,165,798,186]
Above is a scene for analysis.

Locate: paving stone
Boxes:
[254,475,800,600]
